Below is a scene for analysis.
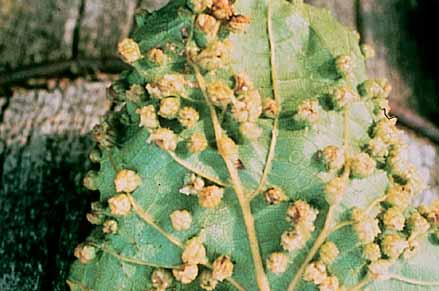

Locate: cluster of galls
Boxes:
[221,73,266,141]
[300,43,435,288]
[126,71,209,154]
[303,241,340,291]
[76,169,144,264]
[339,113,430,283]
[81,166,235,289]
[117,0,277,163]
[186,0,279,149]
[357,101,429,277]
[179,173,226,209]
[359,203,435,282]
[96,35,208,155]
[266,200,319,275]
[140,76,209,154]
[152,235,234,289]
[186,0,250,62]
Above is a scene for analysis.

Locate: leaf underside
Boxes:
[68,1,439,290]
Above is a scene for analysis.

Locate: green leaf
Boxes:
[368,239,439,291]
[68,0,439,290]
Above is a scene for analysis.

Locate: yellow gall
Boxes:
[264,187,288,205]
[335,55,353,77]
[361,44,376,59]
[281,229,308,252]
[198,185,224,208]
[187,132,208,154]
[151,268,173,290]
[179,173,205,195]
[89,148,102,163]
[381,233,409,259]
[231,100,248,122]
[147,48,167,65]
[234,73,253,93]
[266,252,289,274]
[108,194,132,216]
[237,90,263,122]
[114,169,141,193]
[385,182,413,209]
[262,99,279,119]
[207,80,234,107]
[367,137,388,161]
[350,152,376,178]
[303,261,328,285]
[360,79,392,99]
[383,207,405,231]
[170,209,192,231]
[118,38,142,63]
[318,145,345,172]
[146,74,186,99]
[172,264,198,284]
[188,0,213,13]
[401,165,426,195]
[92,121,116,149]
[386,151,411,178]
[286,200,319,227]
[74,243,97,264]
[228,15,251,33]
[324,176,347,205]
[147,128,178,151]
[354,217,381,244]
[196,14,219,36]
[199,270,218,291]
[159,97,181,119]
[86,212,103,225]
[125,84,145,103]
[182,236,208,265]
[408,211,430,235]
[240,122,262,140]
[136,105,159,129]
[319,241,339,265]
[331,86,358,109]
[351,207,367,222]
[196,40,231,71]
[102,219,118,234]
[212,0,234,20]
[319,276,340,291]
[212,255,234,281]
[294,99,320,125]
[218,135,239,161]
[178,107,199,128]
[363,243,381,262]
[83,170,98,191]
[373,119,403,145]
[368,259,392,280]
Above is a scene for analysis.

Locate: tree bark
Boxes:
[0,80,110,291]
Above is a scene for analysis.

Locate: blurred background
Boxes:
[0,0,438,290]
